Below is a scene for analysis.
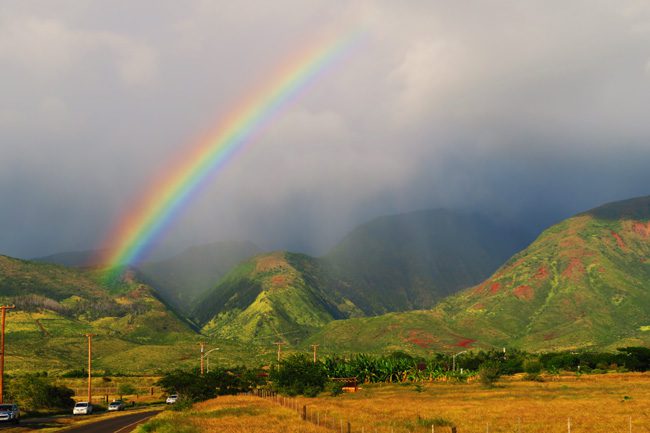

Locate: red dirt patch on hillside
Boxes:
[489,282,502,294]
[632,221,650,238]
[455,338,476,348]
[611,231,628,251]
[270,275,287,286]
[562,258,585,281]
[543,332,557,341]
[255,254,289,272]
[534,266,549,281]
[513,285,534,301]
[405,330,436,348]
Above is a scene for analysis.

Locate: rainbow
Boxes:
[98,30,361,280]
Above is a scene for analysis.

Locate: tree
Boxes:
[270,354,328,396]
[8,375,74,410]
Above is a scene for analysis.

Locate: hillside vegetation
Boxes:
[308,196,650,353]
[191,210,529,344]
[324,209,529,313]
[0,255,200,372]
[194,252,362,342]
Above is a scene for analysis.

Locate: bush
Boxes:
[523,359,542,374]
[270,354,328,396]
[327,381,344,397]
[478,361,501,387]
[118,383,137,398]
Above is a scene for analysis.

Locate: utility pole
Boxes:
[85,334,95,404]
[0,305,15,404]
[199,342,205,375]
[274,342,286,362]
[311,344,319,364]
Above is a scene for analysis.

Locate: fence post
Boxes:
[568,417,571,433]
[347,420,351,433]
[302,405,307,421]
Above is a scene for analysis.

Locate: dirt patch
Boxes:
[489,282,502,294]
[513,285,534,301]
[562,258,585,281]
[255,254,289,273]
[454,338,476,348]
[611,231,628,251]
[543,332,557,341]
[632,221,650,238]
[404,330,437,348]
[534,266,549,281]
[270,275,287,286]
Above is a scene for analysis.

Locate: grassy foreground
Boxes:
[137,372,650,433]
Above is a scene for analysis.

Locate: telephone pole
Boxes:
[0,305,15,404]
[311,344,319,364]
[274,342,286,362]
[85,334,95,404]
[199,342,205,375]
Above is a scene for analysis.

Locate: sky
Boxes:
[1,0,650,260]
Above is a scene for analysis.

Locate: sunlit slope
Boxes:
[324,209,529,313]
[308,196,650,353]
[194,252,362,342]
[0,255,197,372]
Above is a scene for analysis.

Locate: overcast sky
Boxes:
[1,0,650,259]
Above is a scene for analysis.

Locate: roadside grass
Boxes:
[140,372,650,433]
[134,396,329,433]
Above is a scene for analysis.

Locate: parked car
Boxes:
[0,404,19,424]
[108,400,125,411]
[165,394,178,404]
[73,402,93,415]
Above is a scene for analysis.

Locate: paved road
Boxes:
[60,410,161,433]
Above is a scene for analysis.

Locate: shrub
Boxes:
[327,381,344,397]
[118,383,137,398]
[478,361,501,387]
[523,359,542,374]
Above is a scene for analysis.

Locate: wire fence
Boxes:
[249,389,645,433]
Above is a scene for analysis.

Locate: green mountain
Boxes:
[324,209,530,314]
[0,255,202,372]
[191,210,530,344]
[307,196,650,353]
[136,241,260,314]
[194,252,362,342]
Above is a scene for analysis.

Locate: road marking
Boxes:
[113,413,158,433]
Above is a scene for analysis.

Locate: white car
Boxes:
[165,394,178,404]
[0,404,19,424]
[73,402,93,415]
[108,400,125,411]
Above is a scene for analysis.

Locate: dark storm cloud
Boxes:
[1,1,650,258]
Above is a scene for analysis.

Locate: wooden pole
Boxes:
[311,344,319,364]
[85,334,95,403]
[0,305,15,404]
[274,342,286,362]
[200,342,205,375]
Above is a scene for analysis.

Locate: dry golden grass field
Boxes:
[138,372,650,433]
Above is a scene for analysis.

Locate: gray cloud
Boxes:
[1,0,650,259]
